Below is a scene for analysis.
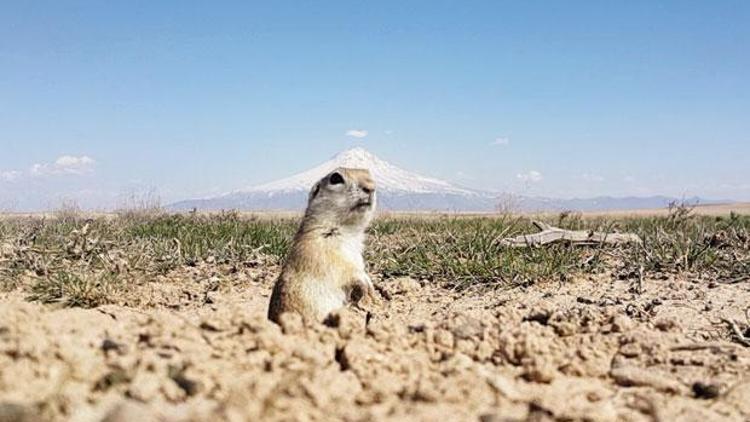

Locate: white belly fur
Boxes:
[311,233,365,319]
[309,281,347,319]
[339,233,365,272]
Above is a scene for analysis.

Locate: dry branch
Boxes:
[670,342,741,352]
[721,318,750,347]
[498,221,642,248]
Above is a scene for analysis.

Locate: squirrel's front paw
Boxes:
[363,285,387,310]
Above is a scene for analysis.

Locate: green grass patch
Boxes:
[0,208,748,307]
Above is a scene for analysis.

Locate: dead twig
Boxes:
[721,318,750,347]
[498,221,642,248]
[670,342,740,352]
[718,276,749,285]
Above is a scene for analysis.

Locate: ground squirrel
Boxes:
[268,167,377,323]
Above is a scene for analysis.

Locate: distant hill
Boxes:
[516,195,724,212]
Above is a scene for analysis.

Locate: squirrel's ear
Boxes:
[309,182,321,201]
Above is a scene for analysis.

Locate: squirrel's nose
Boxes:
[361,186,373,194]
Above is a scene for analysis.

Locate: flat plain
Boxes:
[1,206,749,421]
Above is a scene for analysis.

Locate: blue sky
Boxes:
[1,1,749,210]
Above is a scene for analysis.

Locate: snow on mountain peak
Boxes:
[332,146,376,164]
[239,147,476,196]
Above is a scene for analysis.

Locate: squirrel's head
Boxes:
[305,167,376,230]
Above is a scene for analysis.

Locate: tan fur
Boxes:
[268,167,377,323]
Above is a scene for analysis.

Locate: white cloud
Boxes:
[517,170,543,183]
[29,164,45,176]
[579,173,605,182]
[30,155,96,176]
[490,137,510,146]
[56,155,94,167]
[345,129,368,139]
[0,170,21,182]
[623,175,636,183]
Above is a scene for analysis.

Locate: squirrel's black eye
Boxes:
[329,172,345,185]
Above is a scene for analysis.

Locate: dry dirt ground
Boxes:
[578,203,750,218]
[1,259,750,421]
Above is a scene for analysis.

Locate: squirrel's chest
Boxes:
[336,236,365,271]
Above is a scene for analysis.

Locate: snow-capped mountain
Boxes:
[169,147,727,212]
[241,147,475,195]
[170,147,498,211]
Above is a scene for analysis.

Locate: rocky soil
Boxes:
[1,260,749,421]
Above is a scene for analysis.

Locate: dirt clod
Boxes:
[692,382,721,399]
[0,402,36,422]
